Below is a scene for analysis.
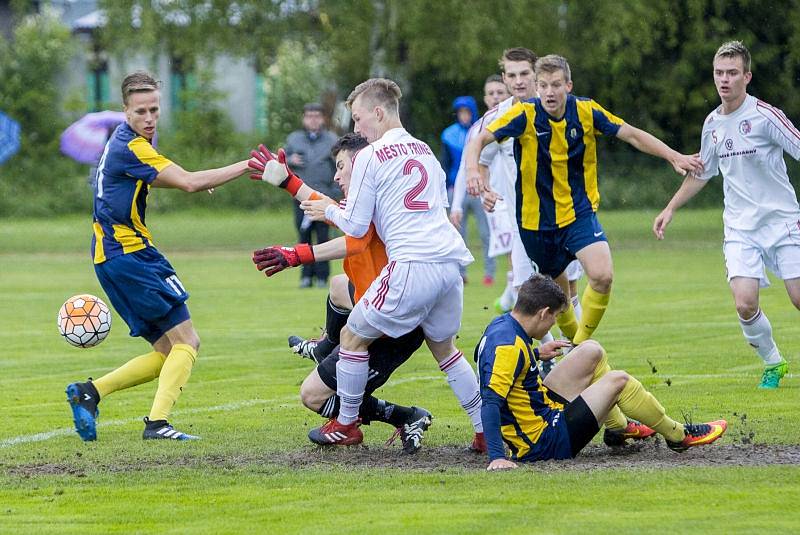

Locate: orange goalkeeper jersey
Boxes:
[343,224,388,302]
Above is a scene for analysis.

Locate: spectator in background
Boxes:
[441,95,494,285]
[285,103,339,288]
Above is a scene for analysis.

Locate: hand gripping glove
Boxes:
[252,244,315,277]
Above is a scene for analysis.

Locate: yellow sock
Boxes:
[93,351,166,398]
[616,375,684,442]
[573,285,610,344]
[587,347,626,430]
[148,344,197,422]
[557,303,578,341]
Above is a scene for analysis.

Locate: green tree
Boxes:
[0,7,84,217]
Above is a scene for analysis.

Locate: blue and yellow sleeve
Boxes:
[487,101,529,142]
[478,340,525,461]
[125,137,174,183]
[590,100,624,137]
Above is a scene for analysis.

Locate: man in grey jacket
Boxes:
[285,103,339,288]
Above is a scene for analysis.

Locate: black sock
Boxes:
[325,295,350,345]
[312,337,338,361]
[362,397,415,427]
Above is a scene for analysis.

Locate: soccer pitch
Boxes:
[1,208,798,533]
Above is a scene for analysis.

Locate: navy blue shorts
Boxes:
[95,247,191,344]
[519,213,607,277]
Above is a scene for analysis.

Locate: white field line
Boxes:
[0,397,292,449]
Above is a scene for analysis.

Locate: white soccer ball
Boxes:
[57,294,112,348]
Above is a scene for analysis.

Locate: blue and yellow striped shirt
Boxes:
[476,314,566,461]
[91,123,173,264]
[487,95,624,231]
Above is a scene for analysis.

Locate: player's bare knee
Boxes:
[590,272,613,294]
[576,339,604,363]
[605,370,629,393]
[735,301,759,320]
[299,385,323,411]
[329,274,353,309]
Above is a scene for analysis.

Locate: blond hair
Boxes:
[346,78,402,114]
[121,71,159,105]
[714,41,751,73]
[534,54,571,82]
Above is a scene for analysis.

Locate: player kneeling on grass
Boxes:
[289,299,431,454]
[476,274,728,470]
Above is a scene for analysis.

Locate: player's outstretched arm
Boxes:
[252,236,352,277]
[153,160,249,192]
[653,174,708,240]
[616,124,704,177]
[465,129,498,197]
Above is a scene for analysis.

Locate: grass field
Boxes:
[1,207,799,534]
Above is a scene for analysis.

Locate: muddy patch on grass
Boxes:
[5,441,800,477]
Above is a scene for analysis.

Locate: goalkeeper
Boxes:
[249,133,486,452]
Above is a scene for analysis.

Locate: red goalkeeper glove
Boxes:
[247,144,304,196]
[252,244,315,277]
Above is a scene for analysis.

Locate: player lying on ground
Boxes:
[249,132,486,451]
[67,71,251,441]
[476,274,728,470]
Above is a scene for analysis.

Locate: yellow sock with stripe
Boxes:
[148,344,197,422]
[573,285,610,344]
[588,348,626,431]
[556,303,578,342]
[615,375,684,442]
[93,351,167,398]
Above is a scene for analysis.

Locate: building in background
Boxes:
[50,0,263,133]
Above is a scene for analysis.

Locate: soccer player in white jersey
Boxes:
[654,41,798,389]
[300,78,477,446]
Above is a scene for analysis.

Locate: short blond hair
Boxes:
[121,71,159,105]
[346,78,402,114]
[714,41,751,73]
[534,54,571,82]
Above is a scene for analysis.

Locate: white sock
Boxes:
[739,309,782,365]
[438,350,483,432]
[498,271,516,311]
[571,294,582,321]
[335,350,370,424]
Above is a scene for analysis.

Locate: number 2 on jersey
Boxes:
[403,159,430,211]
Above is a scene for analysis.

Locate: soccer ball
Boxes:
[57,294,112,348]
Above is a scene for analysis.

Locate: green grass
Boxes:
[1,208,799,533]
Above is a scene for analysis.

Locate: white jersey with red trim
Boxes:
[479,96,517,212]
[700,94,800,230]
[343,127,473,264]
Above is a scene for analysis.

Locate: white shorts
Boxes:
[566,260,584,282]
[511,228,536,287]
[347,261,463,342]
[723,221,800,288]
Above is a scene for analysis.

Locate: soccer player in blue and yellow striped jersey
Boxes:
[477,275,727,470]
[465,55,703,345]
[66,71,250,442]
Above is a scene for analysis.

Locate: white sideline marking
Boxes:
[0,397,292,449]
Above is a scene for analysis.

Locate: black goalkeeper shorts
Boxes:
[317,326,425,394]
